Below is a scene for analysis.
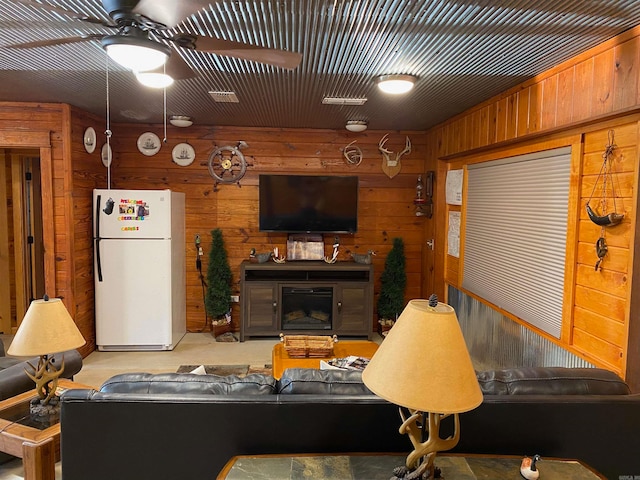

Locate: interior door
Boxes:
[0,149,43,334]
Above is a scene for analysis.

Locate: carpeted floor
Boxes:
[176,364,272,376]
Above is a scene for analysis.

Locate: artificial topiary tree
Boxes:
[377,237,407,322]
[204,228,232,323]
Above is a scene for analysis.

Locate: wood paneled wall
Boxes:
[427,26,640,378]
[100,125,428,333]
[68,107,110,353]
[0,103,100,357]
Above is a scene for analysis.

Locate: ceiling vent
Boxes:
[209,91,240,103]
[322,97,367,106]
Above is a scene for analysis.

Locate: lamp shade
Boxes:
[102,35,170,72]
[362,299,482,414]
[136,71,175,88]
[8,297,86,357]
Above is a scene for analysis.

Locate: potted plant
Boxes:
[205,228,233,337]
[376,237,406,336]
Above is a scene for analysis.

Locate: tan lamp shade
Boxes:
[8,297,86,357]
[362,299,482,414]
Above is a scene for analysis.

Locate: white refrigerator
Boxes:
[93,189,186,351]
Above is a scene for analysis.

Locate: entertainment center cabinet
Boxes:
[239,260,374,341]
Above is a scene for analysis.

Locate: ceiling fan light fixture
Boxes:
[376,74,417,95]
[135,71,174,89]
[102,35,170,72]
[169,115,193,127]
[346,120,368,132]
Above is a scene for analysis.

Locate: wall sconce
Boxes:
[414,172,434,218]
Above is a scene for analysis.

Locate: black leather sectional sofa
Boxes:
[0,339,83,401]
[60,367,639,480]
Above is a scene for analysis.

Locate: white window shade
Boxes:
[462,147,571,338]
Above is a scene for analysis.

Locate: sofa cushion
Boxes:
[476,367,630,395]
[278,368,373,395]
[100,372,277,395]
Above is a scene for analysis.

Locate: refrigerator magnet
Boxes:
[172,143,195,166]
[101,143,112,167]
[84,127,96,153]
[137,132,161,156]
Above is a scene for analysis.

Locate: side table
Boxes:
[0,378,95,480]
[218,453,605,480]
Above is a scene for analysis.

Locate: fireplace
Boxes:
[281,286,333,330]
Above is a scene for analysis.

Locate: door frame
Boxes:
[0,130,55,304]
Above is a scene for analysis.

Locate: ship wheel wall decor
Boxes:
[208,144,248,191]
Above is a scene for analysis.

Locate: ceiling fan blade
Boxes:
[132,0,210,28]
[190,36,302,70]
[13,0,111,26]
[4,34,105,49]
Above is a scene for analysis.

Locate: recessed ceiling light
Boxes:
[169,115,193,127]
[346,120,368,132]
[376,75,417,95]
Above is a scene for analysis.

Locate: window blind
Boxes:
[461,147,571,338]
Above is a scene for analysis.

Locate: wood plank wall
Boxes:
[68,107,109,353]
[0,103,97,357]
[426,26,640,377]
[96,125,428,334]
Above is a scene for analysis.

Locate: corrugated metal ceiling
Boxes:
[1,0,640,130]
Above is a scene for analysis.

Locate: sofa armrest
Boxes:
[0,349,82,401]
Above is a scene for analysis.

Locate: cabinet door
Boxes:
[244,283,278,334]
[335,283,372,335]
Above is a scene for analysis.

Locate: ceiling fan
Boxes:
[8,0,302,79]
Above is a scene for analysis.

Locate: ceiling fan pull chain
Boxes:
[105,54,112,190]
[163,63,168,144]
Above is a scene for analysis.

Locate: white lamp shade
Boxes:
[376,75,417,95]
[102,35,170,72]
[8,297,86,357]
[362,299,482,414]
[136,71,175,88]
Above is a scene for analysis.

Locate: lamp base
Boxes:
[390,455,441,480]
[30,396,61,421]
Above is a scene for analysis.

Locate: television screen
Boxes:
[259,175,358,233]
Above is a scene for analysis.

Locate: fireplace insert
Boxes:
[281,286,332,330]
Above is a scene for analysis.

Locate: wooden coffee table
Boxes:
[272,340,379,379]
[0,378,94,480]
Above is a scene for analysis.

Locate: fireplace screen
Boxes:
[281,286,333,330]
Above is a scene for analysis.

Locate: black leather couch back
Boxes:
[277,368,373,394]
[100,372,277,395]
[476,366,631,395]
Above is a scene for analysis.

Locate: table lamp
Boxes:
[8,295,86,416]
[362,297,483,479]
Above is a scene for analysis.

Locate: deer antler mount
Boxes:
[379,134,411,178]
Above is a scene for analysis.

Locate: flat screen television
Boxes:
[259,174,358,233]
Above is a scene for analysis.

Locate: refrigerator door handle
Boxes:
[96,194,103,282]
